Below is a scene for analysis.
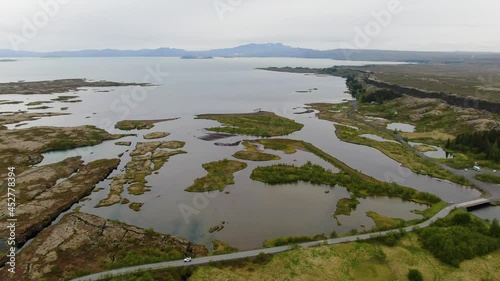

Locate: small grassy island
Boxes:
[197,112,304,137]
[97,140,187,207]
[115,118,178,130]
[144,131,170,139]
[185,159,248,192]
[0,78,151,95]
[334,197,361,217]
[246,138,443,225]
[232,141,281,161]
[251,161,440,206]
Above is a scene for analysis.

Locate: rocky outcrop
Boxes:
[365,78,500,114]
[0,158,120,268]
[0,212,208,281]
[143,131,170,139]
[0,79,150,96]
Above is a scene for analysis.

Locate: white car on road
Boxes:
[184,257,192,262]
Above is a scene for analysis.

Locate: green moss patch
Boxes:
[185,159,248,192]
[197,112,304,137]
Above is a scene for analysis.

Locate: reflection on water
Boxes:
[360,134,399,143]
[387,122,416,132]
[471,205,500,221]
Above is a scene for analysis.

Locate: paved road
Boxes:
[71,199,495,281]
[347,100,500,199]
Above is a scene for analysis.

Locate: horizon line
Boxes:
[2,43,500,54]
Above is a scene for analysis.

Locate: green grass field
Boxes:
[190,234,500,281]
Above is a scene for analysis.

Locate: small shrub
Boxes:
[372,247,387,263]
[408,269,424,281]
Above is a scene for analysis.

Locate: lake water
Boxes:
[360,134,400,144]
[387,122,416,132]
[408,141,453,159]
[0,57,482,249]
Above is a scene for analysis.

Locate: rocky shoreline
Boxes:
[0,212,208,281]
[0,79,151,96]
[0,158,120,267]
[0,78,208,280]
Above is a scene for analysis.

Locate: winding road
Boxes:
[71,199,493,281]
[71,101,499,281]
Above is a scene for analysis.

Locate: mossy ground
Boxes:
[115,119,176,130]
[185,159,248,192]
[334,197,360,217]
[414,144,437,152]
[475,173,500,184]
[197,112,304,137]
[250,159,441,206]
[190,233,500,281]
[366,211,405,231]
[310,103,472,186]
[232,141,281,161]
[212,240,238,255]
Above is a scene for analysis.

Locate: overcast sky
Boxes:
[0,0,498,52]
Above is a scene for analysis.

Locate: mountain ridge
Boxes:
[1,43,500,62]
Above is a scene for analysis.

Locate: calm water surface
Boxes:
[1,58,483,249]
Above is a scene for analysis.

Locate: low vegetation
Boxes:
[197,112,304,137]
[310,103,472,185]
[414,144,437,152]
[6,212,208,281]
[253,138,300,154]
[250,139,445,221]
[2,125,130,155]
[129,202,144,212]
[417,210,500,267]
[144,131,170,139]
[51,95,80,102]
[350,132,467,185]
[89,211,500,281]
[115,119,177,130]
[27,105,52,110]
[0,78,150,95]
[232,141,280,161]
[446,130,500,163]
[366,211,405,231]
[343,63,500,102]
[212,240,238,255]
[251,162,441,206]
[189,232,500,281]
[263,234,327,248]
[97,141,187,203]
[185,159,247,192]
[334,197,360,217]
[407,269,424,281]
[475,173,500,184]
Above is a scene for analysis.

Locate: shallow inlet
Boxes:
[387,122,416,132]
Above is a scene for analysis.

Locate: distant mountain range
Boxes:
[1,43,499,63]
